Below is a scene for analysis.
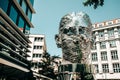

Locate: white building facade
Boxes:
[27,34,47,72]
[91,18,120,80]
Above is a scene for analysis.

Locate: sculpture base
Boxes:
[58,63,94,80]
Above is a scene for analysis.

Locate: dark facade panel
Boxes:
[0,0,35,79]
[0,0,34,34]
[0,0,9,12]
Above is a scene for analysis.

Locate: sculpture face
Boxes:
[55,12,93,63]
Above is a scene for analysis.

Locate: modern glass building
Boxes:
[0,0,35,80]
[0,0,35,34]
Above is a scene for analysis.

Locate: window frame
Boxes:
[94,64,99,73]
[109,40,116,48]
[101,51,107,61]
[100,42,106,49]
[102,64,109,73]
[91,52,98,61]
[98,30,104,37]
[113,63,120,73]
[9,5,18,24]
[111,50,118,60]
[108,28,114,37]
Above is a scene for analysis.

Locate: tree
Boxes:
[83,0,104,9]
[38,51,60,79]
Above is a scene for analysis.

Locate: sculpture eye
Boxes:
[69,27,73,31]
[79,28,84,34]
[63,28,68,34]
[67,28,73,35]
[68,27,76,35]
[79,27,85,34]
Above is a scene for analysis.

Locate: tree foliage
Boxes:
[38,51,60,79]
[83,0,104,9]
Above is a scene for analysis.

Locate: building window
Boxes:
[9,5,18,24]
[118,28,120,34]
[98,30,104,37]
[32,62,38,68]
[30,0,34,6]
[109,40,116,48]
[39,54,42,57]
[94,64,99,73]
[18,16,25,28]
[107,21,113,25]
[34,38,37,41]
[36,54,38,57]
[27,8,32,21]
[102,64,109,73]
[34,46,43,49]
[33,54,35,57]
[101,51,107,61]
[34,46,36,49]
[91,43,97,50]
[91,52,98,61]
[117,19,120,23]
[113,63,120,73]
[100,42,106,49]
[33,54,42,58]
[25,24,30,30]
[21,0,27,13]
[17,0,21,3]
[111,50,118,60]
[98,24,103,27]
[108,29,114,37]
[34,37,44,42]
[0,0,9,12]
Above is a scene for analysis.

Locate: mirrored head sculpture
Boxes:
[55,12,93,63]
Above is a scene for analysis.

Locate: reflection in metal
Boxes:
[55,12,93,63]
[55,12,94,80]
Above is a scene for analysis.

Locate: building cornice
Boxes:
[93,23,120,31]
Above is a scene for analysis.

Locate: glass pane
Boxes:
[0,0,9,12]
[18,16,24,28]
[101,52,107,60]
[108,29,114,36]
[27,8,32,21]
[25,24,30,30]
[17,0,21,3]
[118,28,120,34]
[9,5,18,24]
[30,0,34,6]
[99,31,104,37]
[21,0,27,13]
